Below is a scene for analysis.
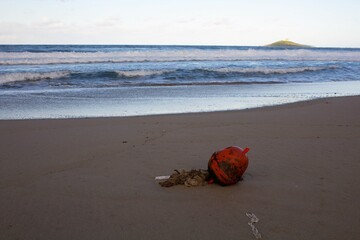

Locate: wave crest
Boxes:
[215,66,336,74]
[0,72,70,85]
[1,49,359,65]
[115,70,172,77]
[0,65,338,86]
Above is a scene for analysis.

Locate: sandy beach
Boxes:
[1,95,360,240]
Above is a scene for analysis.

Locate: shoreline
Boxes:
[2,80,360,120]
[0,94,358,122]
[1,95,360,239]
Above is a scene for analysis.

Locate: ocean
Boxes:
[1,45,360,119]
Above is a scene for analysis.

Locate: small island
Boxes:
[266,39,312,48]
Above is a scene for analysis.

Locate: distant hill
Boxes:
[266,40,311,48]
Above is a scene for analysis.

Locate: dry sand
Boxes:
[1,96,360,240]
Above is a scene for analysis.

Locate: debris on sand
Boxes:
[246,212,262,239]
[157,169,209,187]
[155,146,250,187]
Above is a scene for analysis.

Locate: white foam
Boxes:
[115,69,172,77]
[1,49,359,65]
[215,66,335,74]
[0,71,70,84]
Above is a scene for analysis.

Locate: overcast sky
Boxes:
[0,0,359,47]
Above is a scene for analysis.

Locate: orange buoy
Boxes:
[208,146,250,186]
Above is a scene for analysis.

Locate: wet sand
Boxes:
[1,96,360,240]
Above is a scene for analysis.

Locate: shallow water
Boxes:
[1,81,359,119]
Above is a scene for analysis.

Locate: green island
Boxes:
[266,39,312,48]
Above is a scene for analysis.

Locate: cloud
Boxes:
[35,18,67,29]
[176,18,197,24]
[0,17,126,44]
[0,34,19,42]
[173,17,235,29]
[209,18,232,26]
[95,17,122,28]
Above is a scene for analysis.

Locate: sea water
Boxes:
[0,45,360,119]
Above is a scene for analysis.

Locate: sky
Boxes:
[0,0,359,47]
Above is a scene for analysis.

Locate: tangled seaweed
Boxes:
[159,169,209,187]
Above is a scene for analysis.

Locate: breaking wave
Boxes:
[210,66,336,74]
[0,65,337,86]
[115,70,172,77]
[1,48,360,65]
[0,71,70,85]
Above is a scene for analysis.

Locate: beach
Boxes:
[1,95,359,239]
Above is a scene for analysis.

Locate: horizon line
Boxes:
[1,43,360,49]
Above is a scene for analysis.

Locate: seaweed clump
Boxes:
[159,169,209,187]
